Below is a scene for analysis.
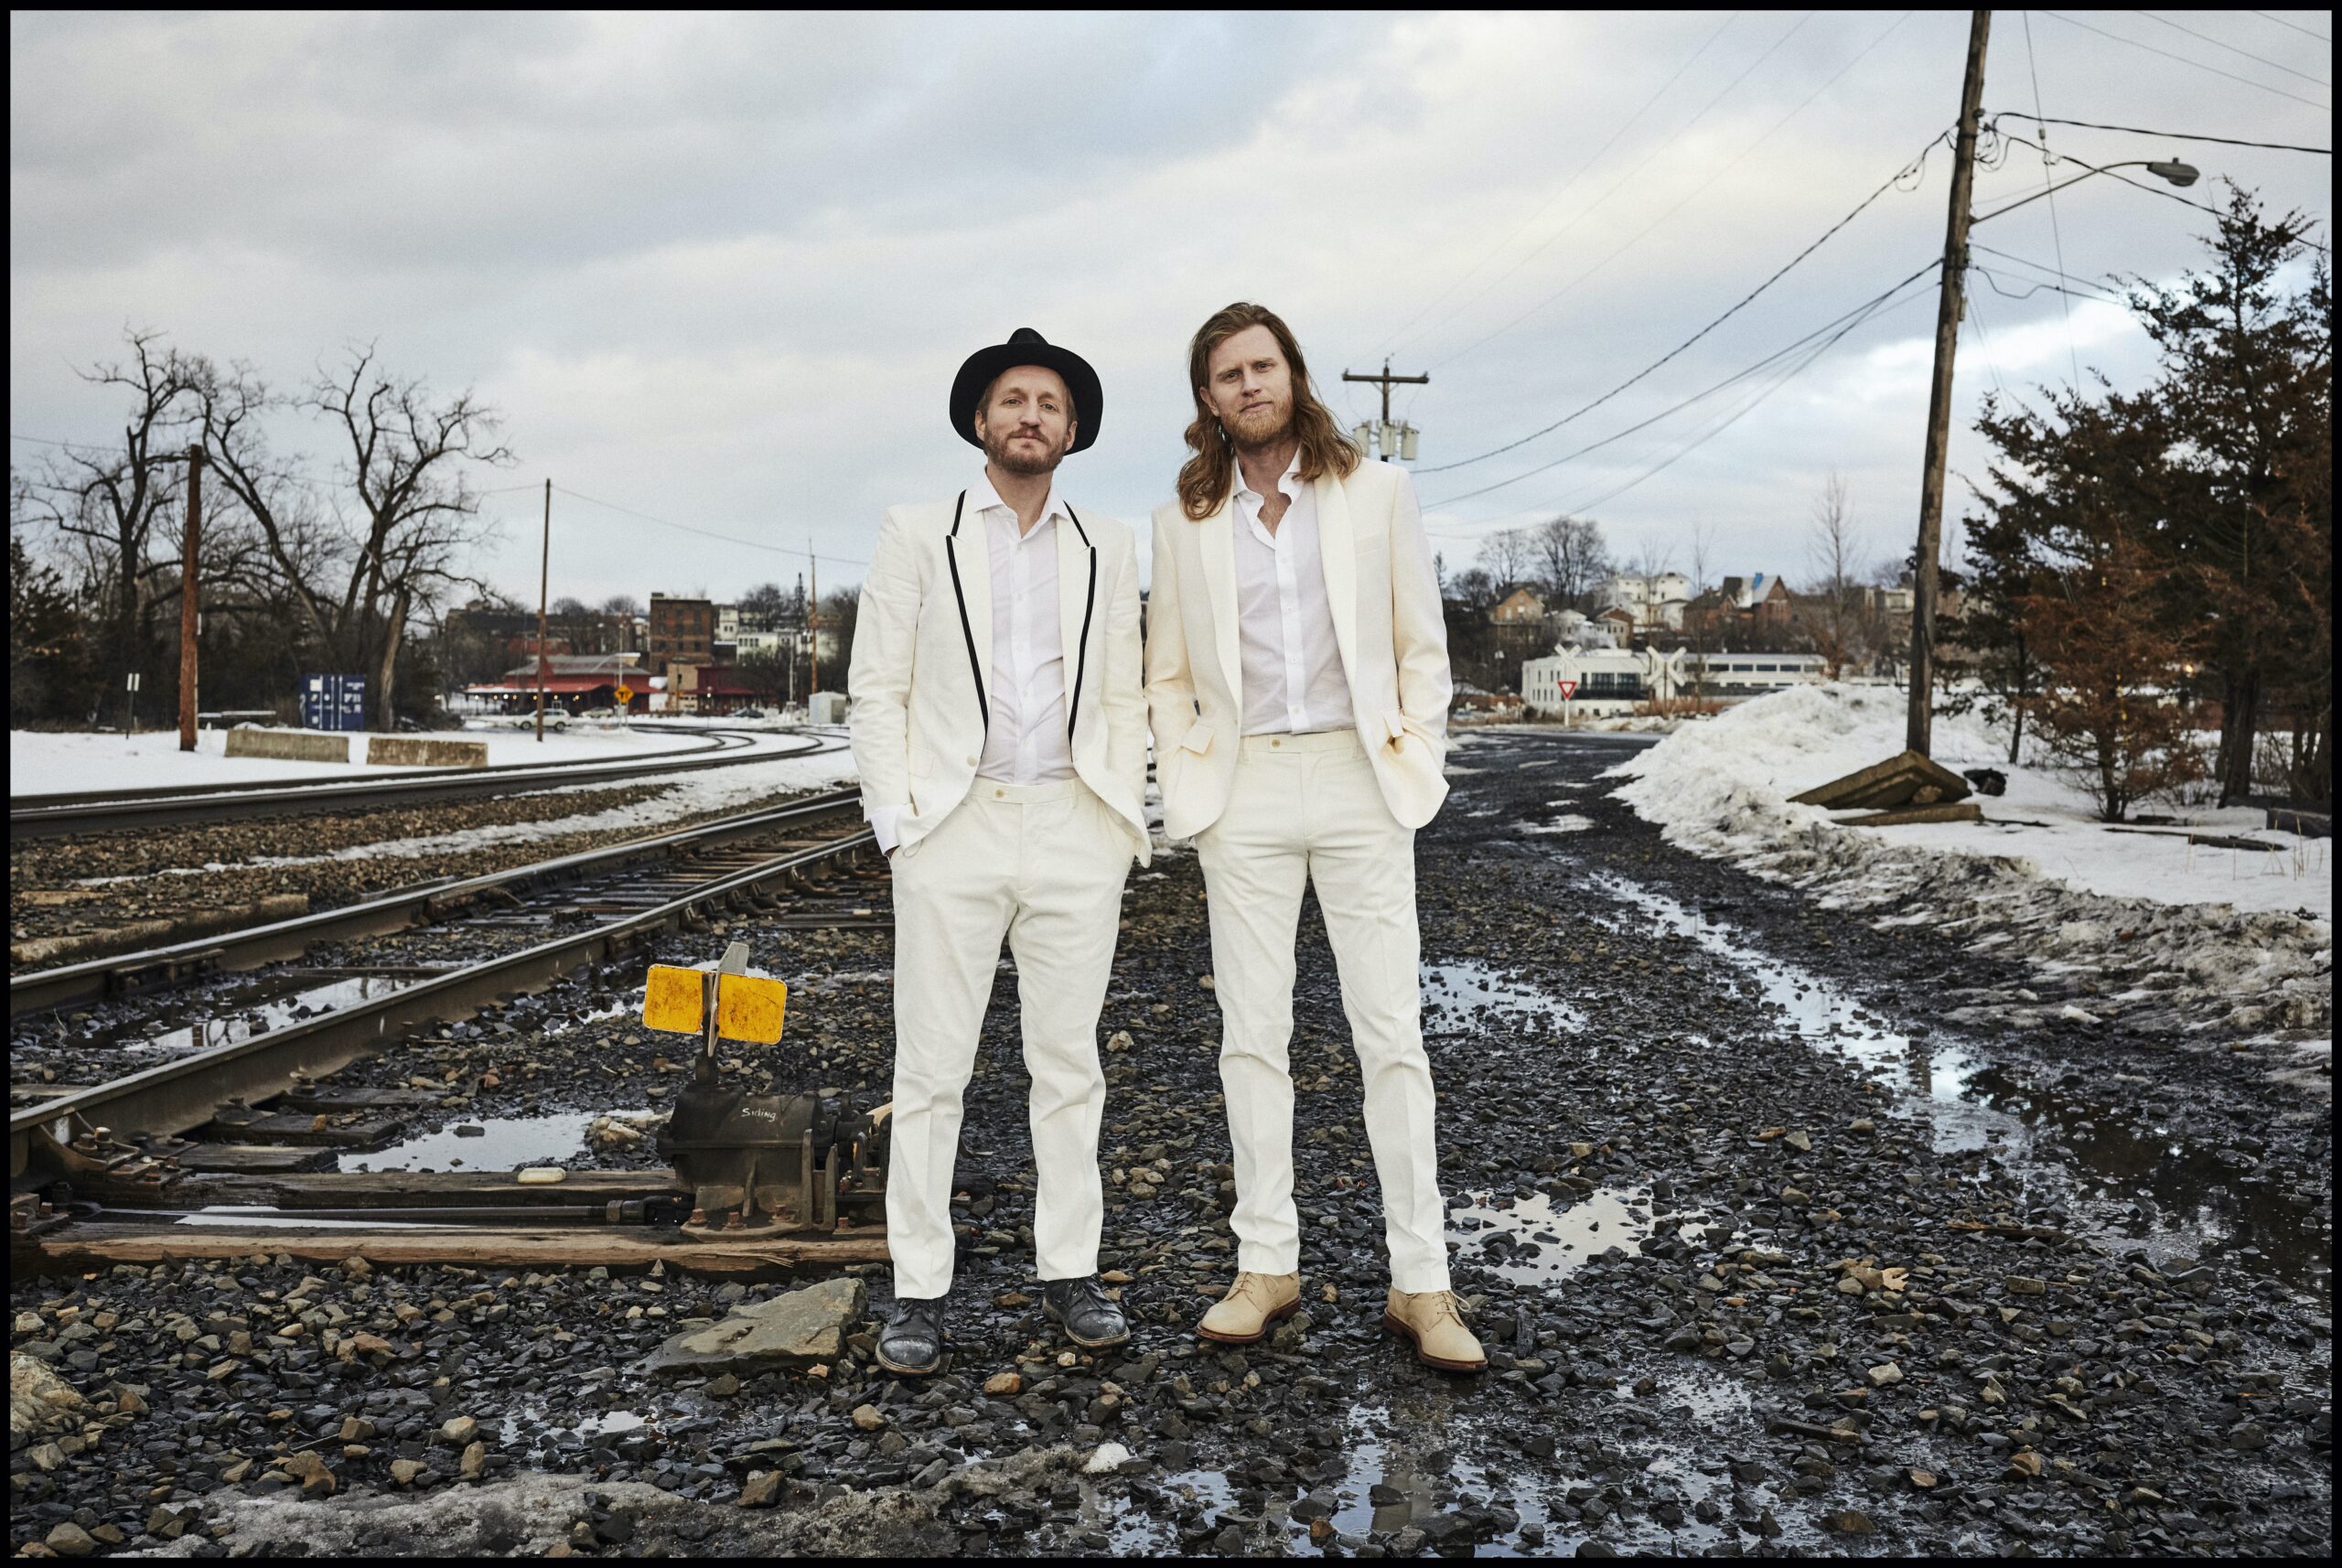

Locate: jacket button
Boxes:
[965,756,979,768]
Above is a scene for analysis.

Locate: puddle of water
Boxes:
[176,1205,446,1230]
[1590,873,2331,1300]
[499,1402,650,1448]
[1448,1186,1672,1288]
[1612,1368,1753,1424]
[124,975,423,1054]
[1423,961,1586,1036]
[340,1112,599,1174]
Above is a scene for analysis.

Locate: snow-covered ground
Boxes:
[10,724,727,797]
[77,747,863,883]
[1609,684,2330,1043]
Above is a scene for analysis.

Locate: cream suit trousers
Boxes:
[1195,730,1452,1294]
[886,778,1130,1300]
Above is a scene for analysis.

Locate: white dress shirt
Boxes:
[1231,453,1351,736]
[972,471,1077,786]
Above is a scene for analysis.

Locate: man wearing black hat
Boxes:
[848,328,1149,1375]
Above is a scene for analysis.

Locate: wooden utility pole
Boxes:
[807,542,820,700]
[535,478,552,743]
[177,445,205,752]
[1341,360,1429,461]
[1907,10,1992,757]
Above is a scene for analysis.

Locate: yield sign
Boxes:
[1556,679,1579,700]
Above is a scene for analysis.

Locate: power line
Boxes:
[1973,264,2120,306]
[2250,10,2330,44]
[1988,109,2329,155]
[548,484,868,568]
[1416,126,1947,476]
[1425,259,1941,513]
[1970,241,2126,302]
[1404,10,1821,366]
[1376,10,1745,358]
[2133,9,2331,88]
[1995,131,2334,252]
[2022,13,2083,389]
[2036,11,2330,111]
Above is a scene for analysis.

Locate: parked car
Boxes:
[735,707,767,720]
[576,705,620,720]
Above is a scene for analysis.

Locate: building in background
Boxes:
[648,594,716,680]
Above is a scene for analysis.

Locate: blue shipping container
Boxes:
[300,674,369,732]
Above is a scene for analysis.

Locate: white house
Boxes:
[1597,570,1692,630]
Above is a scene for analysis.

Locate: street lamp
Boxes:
[1972,155,2201,226]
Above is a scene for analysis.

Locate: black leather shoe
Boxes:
[876,1296,948,1376]
[1043,1275,1130,1350]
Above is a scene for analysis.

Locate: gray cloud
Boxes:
[12,10,2330,607]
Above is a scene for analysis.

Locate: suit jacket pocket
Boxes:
[1177,723,1215,756]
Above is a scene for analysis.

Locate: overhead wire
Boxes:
[1969,241,2126,303]
[2021,13,2083,389]
[2249,10,2329,44]
[1992,131,2334,252]
[1399,10,1820,365]
[2035,11,2330,110]
[1374,10,1743,358]
[549,484,868,568]
[2133,9,2331,88]
[1423,258,1942,515]
[1986,110,2329,155]
[1415,123,1947,476]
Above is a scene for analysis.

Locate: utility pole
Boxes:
[177,445,205,752]
[1907,10,1992,757]
[1342,360,1429,461]
[535,478,552,743]
[807,542,820,701]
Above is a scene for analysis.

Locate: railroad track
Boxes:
[8,726,836,839]
[9,787,896,1275]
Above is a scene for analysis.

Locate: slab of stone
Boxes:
[638,1277,866,1377]
[11,1352,87,1441]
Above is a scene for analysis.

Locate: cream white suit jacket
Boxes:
[849,492,1150,864]
[1146,459,1453,840]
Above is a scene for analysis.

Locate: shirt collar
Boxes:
[1232,450,1304,507]
[971,469,1065,536]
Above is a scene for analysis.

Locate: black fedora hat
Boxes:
[950,327,1102,455]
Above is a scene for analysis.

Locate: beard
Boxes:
[983,425,1066,478]
[1225,398,1293,452]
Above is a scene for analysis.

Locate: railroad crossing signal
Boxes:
[613,685,634,707]
[643,940,788,1048]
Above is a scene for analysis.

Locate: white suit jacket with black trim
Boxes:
[848,492,1151,865]
[1145,458,1453,841]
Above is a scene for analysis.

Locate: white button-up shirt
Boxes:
[1231,454,1350,736]
[972,471,1076,786]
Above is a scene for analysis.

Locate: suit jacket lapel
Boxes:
[1315,470,1359,680]
[1056,505,1096,742]
[1198,497,1242,716]
[946,496,994,727]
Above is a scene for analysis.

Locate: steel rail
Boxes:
[10,785,867,1018]
[10,822,878,1179]
[8,730,837,839]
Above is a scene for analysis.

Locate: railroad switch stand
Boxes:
[642,941,888,1236]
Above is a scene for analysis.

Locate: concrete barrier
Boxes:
[224,728,350,764]
[365,736,489,768]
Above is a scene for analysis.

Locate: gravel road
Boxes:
[10,729,2329,1557]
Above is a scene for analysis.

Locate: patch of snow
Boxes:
[1084,1442,1133,1475]
[9,724,719,796]
[1524,813,1595,835]
[1608,684,2330,1043]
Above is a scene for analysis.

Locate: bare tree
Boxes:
[1477,527,1537,593]
[1686,517,1719,696]
[1531,515,1612,610]
[1804,471,1869,678]
[600,593,645,618]
[18,329,202,715]
[199,346,515,727]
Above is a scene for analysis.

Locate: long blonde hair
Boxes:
[1176,302,1360,521]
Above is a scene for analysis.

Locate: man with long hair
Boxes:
[849,328,1150,1376]
[1145,302,1482,1373]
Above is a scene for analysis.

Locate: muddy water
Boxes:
[1422,961,1587,1038]
[340,1111,602,1173]
[112,972,426,1055]
[1591,872,2331,1298]
[1447,1186,1658,1287]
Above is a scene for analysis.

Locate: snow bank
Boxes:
[1609,684,2331,1040]
[8,724,712,797]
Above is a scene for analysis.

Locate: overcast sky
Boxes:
[11,10,2331,609]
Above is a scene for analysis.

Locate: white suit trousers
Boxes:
[886,778,1130,1300]
[1194,730,1452,1293]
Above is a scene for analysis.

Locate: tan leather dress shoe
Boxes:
[1383,1288,1487,1373]
[1197,1272,1301,1345]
